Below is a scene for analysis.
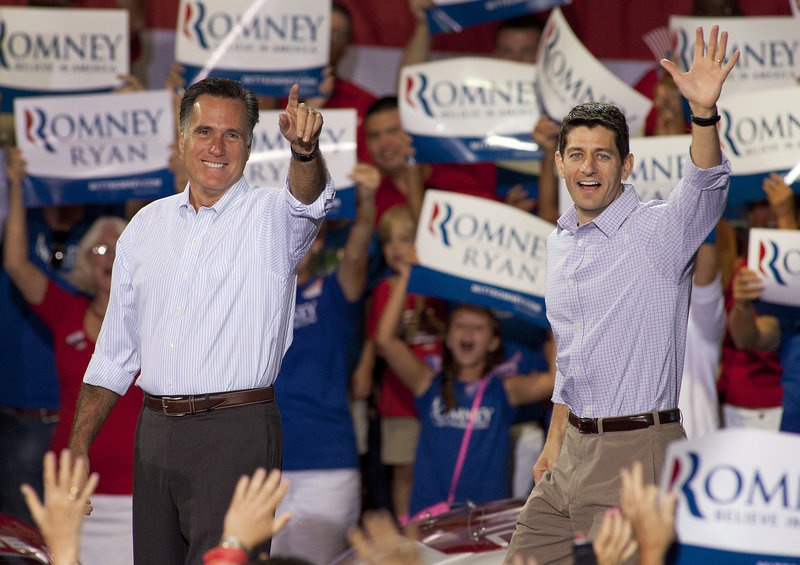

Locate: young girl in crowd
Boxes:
[374,252,554,518]
[366,204,447,519]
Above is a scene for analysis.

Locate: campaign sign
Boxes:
[14,90,175,207]
[244,109,356,219]
[663,429,800,564]
[0,7,129,113]
[671,16,800,95]
[718,85,800,206]
[747,228,800,319]
[627,135,691,203]
[536,7,652,135]
[424,0,570,35]
[409,190,551,327]
[175,0,329,97]
[400,57,542,163]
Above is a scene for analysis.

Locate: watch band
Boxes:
[690,113,720,127]
[291,141,319,162]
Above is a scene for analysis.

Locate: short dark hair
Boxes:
[495,14,544,43]
[179,77,260,143]
[365,96,399,119]
[558,102,630,160]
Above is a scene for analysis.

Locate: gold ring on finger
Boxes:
[714,58,724,64]
[68,486,80,501]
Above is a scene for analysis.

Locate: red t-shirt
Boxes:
[717,265,783,408]
[375,163,498,223]
[367,278,447,418]
[29,280,142,494]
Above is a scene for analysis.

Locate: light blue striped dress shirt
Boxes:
[83,175,335,396]
[546,154,730,418]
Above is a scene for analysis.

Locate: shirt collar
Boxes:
[177,176,249,218]
[556,183,640,237]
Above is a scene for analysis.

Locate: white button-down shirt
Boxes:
[84,175,334,396]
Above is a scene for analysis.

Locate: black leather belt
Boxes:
[568,408,681,434]
[144,387,275,417]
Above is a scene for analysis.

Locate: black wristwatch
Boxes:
[291,141,319,162]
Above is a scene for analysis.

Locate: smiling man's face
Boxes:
[556,125,633,226]
[179,94,251,207]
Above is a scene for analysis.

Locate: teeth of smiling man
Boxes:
[579,181,600,187]
[203,161,225,168]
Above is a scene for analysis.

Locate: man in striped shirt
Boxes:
[68,78,334,564]
[505,26,739,564]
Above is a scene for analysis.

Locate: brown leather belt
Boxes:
[568,408,681,434]
[0,405,60,422]
[144,387,275,417]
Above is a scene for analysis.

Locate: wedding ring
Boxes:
[713,58,724,64]
[68,486,80,501]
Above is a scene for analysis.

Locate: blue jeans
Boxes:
[0,409,57,526]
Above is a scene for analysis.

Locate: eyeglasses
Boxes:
[91,243,115,256]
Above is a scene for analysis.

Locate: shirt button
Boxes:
[575,367,581,373]
[175,308,181,314]
[568,280,575,286]
[169,344,174,350]
[577,240,583,246]
[167,381,173,387]
[576,323,581,329]
[183,272,188,279]
[192,238,198,243]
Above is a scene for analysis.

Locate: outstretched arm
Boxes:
[660,25,739,169]
[338,164,379,301]
[3,148,47,305]
[279,84,329,204]
[399,0,433,73]
[374,259,436,397]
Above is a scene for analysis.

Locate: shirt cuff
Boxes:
[83,353,137,397]
[283,171,336,219]
[683,151,732,189]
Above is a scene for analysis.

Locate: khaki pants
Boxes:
[506,414,686,565]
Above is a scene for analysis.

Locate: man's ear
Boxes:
[555,151,565,178]
[621,153,634,181]
[178,128,185,156]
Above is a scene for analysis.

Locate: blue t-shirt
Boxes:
[275,272,361,470]
[779,320,800,434]
[410,374,515,515]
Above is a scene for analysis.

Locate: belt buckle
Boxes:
[161,396,187,417]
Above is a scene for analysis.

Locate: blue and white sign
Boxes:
[14,90,175,207]
[748,228,800,318]
[627,135,691,203]
[400,57,541,163]
[244,109,356,219]
[671,16,800,95]
[409,190,551,327]
[663,429,800,564]
[536,7,652,135]
[718,85,800,206]
[175,0,329,97]
[0,7,129,113]
[424,0,570,35]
